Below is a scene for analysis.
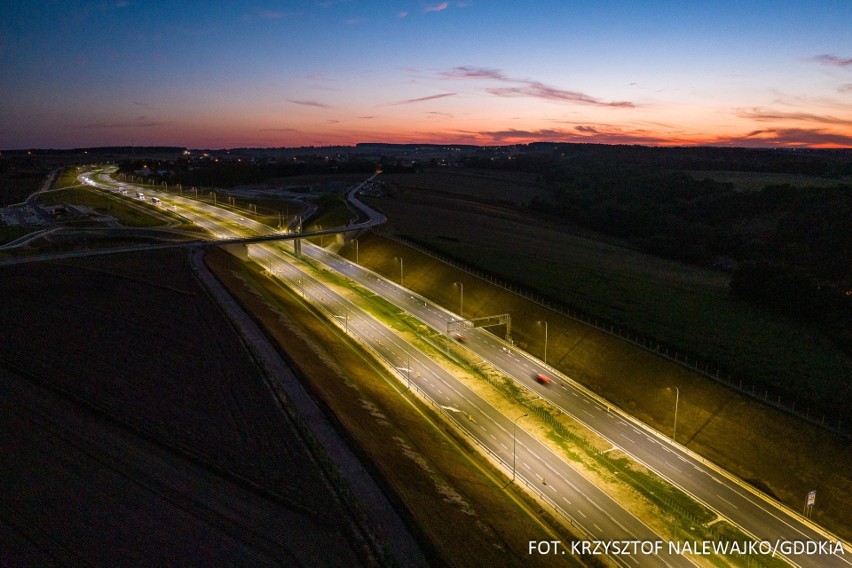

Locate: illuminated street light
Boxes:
[537,320,548,365]
[454,281,464,317]
[512,413,528,482]
[334,311,349,334]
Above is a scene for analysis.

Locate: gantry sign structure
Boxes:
[447,314,512,342]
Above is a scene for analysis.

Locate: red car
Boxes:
[454,334,467,344]
[535,373,552,385]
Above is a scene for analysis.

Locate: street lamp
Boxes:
[669,386,680,442]
[353,238,359,264]
[454,281,464,318]
[393,256,404,287]
[537,320,548,365]
[334,311,349,334]
[512,413,528,482]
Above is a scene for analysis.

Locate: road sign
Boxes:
[807,490,816,506]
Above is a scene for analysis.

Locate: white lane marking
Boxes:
[716,494,739,510]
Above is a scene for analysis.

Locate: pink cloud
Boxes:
[487,83,634,108]
[441,66,508,81]
[461,126,679,145]
[391,92,457,105]
[714,128,852,148]
[287,99,332,109]
[424,2,449,13]
[737,108,852,126]
[441,66,634,108]
[811,54,852,67]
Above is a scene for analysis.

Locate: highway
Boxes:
[254,244,691,568]
[80,169,850,567]
[81,170,690,567]
[300,244,850,568]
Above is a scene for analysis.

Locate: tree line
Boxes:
[463,146,852,352]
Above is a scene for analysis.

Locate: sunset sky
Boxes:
[2,0,851,149]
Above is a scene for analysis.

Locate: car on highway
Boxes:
[535,373,552,385]
[453,334,467,344]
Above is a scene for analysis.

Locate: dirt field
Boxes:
[340,230,852,543]
[0,249,372,566]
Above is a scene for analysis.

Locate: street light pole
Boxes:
[512,413,528,482]
[454,281,464,317]
[538,320,548,365]
[671,386,680,442]
[354,238,359,264]
[394,256,404,287]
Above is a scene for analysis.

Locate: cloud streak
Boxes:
[442,66,508,81]
[715,128,852,148]
[461,126,679,145]
[738,108,852,126]
[441,66,634,108]
[287,99,332,108]
[811,54,852,67]
[424,2,449,13]
[72,118,165,129]
[390,92,457,105]
[487,83,634,108]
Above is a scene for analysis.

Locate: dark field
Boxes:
[0,249,369,566]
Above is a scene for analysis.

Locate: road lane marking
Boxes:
[716,494,739,510]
